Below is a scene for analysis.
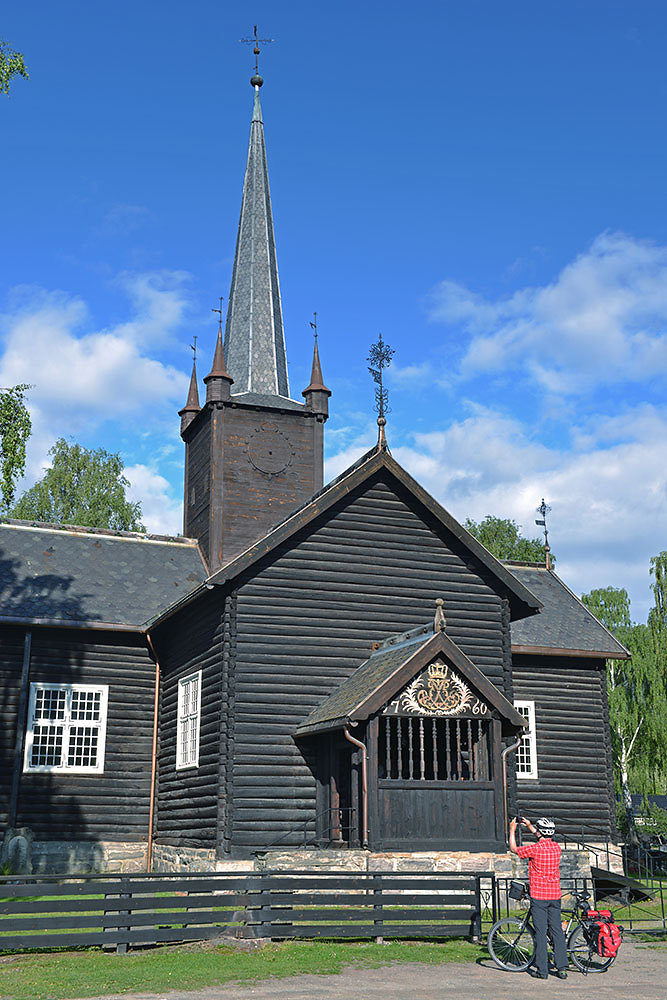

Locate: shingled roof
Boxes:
[507,564,630,658]
[296,624,527,738]
[0,521,207,630]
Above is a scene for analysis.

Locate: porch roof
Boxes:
[295,623,527,738]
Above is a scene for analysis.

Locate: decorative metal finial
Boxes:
[434,598,446,634]
[309,311,318,341]
[535,498,552,570]
[240,24,274,82]
[190,335,198,363]
[211,296,224,333]
[367,333,395,450]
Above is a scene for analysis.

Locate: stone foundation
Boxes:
[151,844,218,873]
[150,845,592,882]
[14,839,600,880]
[28,840,147,875]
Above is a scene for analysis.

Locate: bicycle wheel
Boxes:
[568,924,615,973]
[488,917,535,971]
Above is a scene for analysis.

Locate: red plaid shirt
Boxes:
[516,837,562,899]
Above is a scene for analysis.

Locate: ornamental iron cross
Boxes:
[240,25,274,75]
[367,333,395,420]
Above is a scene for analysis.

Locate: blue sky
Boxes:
[2,1,667,622]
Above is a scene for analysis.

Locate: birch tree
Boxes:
[582,579,667,842]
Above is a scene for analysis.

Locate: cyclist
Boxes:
[509,816,568,980]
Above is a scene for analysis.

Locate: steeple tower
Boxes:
[223,74,289,398]
[180,71,331,572]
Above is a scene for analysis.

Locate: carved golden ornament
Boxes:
[392,660,488,717]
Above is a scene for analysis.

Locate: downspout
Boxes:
[501,735,523,845]
[343,725,368,848]
[145,632,161,871]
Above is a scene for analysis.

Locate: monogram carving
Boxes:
[384,660,488,717]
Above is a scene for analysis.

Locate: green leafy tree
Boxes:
[464,515,553,564]
[0,384,32,514]
[0,40,29,96]
[12,438,144,531]
[581,583,667,843]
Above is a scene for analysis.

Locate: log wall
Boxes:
[154,590,224,848]
[227,471,512,851]
[512,653,615,838]
[2,625,155,841]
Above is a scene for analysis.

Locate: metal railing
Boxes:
[265,808,358,849]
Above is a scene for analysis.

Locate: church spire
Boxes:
[223,73,289,399]
[178,359,201,435]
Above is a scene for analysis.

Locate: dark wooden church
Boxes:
[0,74,628,875]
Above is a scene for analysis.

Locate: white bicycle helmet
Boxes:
[535,816,556,837]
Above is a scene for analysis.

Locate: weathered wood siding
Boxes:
[227,471,512,851]
[512,654,615,838]
[183,409,212,563]
[10,626,154,841]
[154,590,224,848]
[217,406,323,565]
[0,626,26,827]
[183,401,324,571]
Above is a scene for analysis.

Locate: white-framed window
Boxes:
[23,683,109,774]
[176,670,202,770]
[514,700,538,780]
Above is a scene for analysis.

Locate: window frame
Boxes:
[514,699,538,780]
[176,670,202,771]
[23,682,109,775]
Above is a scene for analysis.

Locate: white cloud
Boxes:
[429,232,667,393]
[382,405,667,623]
[125,464,183,536]
[0,276,191,487]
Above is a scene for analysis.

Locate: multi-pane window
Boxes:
[379,716,492,782]
[176,671,201,770]
[23,684,108,773]
[514,700,538,779]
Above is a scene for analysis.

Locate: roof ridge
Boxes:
[0,519,198,546]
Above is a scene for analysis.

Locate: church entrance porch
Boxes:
[298,622,524,855]
[369,714,504,851]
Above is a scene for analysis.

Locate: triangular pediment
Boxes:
[202,451,541,620]
[384,658,492,719]
[296,627,526,738]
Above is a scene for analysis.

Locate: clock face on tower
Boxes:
[246,422,294,477]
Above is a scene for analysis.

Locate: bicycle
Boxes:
[487,885,619,974]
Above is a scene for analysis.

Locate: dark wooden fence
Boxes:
[0,870,485,953]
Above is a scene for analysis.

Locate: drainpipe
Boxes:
[145,632,161,871]
[344,725,368,848]
[501,736,524,845]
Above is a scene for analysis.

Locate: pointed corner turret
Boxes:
[302,337,331,419]
[179,361,201,437]
[204,326,234,403]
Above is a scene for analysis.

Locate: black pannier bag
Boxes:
[509,880,527,901]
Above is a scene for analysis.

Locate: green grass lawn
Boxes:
[0,938,485,1000]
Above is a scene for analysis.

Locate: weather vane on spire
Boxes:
[211,296,224,334]
[309,311,318,341]
[240,24,274,78]
[190,335,197,363]
[535,498,552,570]
[367,333,395,451]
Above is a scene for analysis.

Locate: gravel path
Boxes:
[79,940,667,1000]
